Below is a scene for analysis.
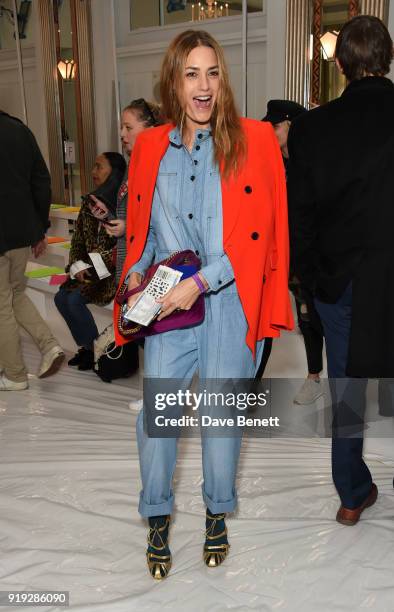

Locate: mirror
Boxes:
[320,0,348,103]
[36,0,96,205]
[56,0,81,204]
[129,0,263,30]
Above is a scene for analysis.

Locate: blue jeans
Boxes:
[54,287,98,350]
[137,290,264,518]
[314,283,372,509]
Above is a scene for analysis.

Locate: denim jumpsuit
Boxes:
[131,127,264,517]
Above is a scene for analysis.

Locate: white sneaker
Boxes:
[38,346,65,378]
[0,374,28,391]
[129,398,143,412]
[294,378,324,405]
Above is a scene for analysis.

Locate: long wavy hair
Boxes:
[160,30,246,178]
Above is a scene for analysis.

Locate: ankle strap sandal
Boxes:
[203,511,230,567]
[146,515,172,580]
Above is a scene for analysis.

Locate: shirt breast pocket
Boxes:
[155,172,180,219]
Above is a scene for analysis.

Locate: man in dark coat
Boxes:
[0,111,64,389]
[287,16,394,525]
[261,99,325,406]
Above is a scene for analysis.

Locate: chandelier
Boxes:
[192,1,230,21]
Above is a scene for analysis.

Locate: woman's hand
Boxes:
[75,269,91,283]
[89,195,108,220]
[31,237,47,258]
[105,219,125,238]
[126,272,143,309]
[156,276,206,321]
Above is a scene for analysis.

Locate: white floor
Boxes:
[0,305,393,612]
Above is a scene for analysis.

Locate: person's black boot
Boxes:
[68,348,86,367]
[203,510,229,567]
[77,349,94,371]
[146,515,171,580]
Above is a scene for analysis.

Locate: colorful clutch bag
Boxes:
[115,250,205,341]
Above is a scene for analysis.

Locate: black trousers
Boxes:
[294,287,324,375]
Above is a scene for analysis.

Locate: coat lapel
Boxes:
[140,124,173,224]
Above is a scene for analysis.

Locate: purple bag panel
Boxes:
[116,250,205,340]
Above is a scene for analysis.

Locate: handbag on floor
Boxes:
[94,324,139,383]
[115,250,205,341]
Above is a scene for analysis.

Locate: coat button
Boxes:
[196,145,201,151]
[198,133,203,139]
[129,235,134,243]
[190,175,195,181]
[137,194,141,202]
[194,160,198,165]
[188,213,193,219]
[245,185,252,194]
[251,232,259,240]
[218,280,222,285]
[195,250,200,256]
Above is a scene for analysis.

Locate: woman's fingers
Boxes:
[89,196,108,218]
[104,219,125,238]
[156,281,200,320]
[126,291,142,309]
[157,299,179,321]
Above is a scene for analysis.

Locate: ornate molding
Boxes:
[348,0,360,18]
[311,0,322,106]
[116,28,267,61]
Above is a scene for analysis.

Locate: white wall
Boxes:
[90,0,288,150]
[0,0,288,161]
[265,0,287,103]
[91,0,121,154]
[114,8,268,120]
[0,1,49,163]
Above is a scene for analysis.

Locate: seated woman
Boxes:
[55,152,126,370]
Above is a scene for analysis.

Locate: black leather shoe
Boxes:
[77,349,94,371]
[68,348,86,366]
[146,515,171,580]
[203,510,230,567]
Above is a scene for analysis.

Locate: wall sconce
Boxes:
[57,59,76,80]
[320,31,339,61]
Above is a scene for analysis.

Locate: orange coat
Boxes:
[114,118,294,356]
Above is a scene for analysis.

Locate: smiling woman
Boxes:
[114,28,293,581]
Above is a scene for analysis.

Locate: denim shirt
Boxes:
[130,127,234,292]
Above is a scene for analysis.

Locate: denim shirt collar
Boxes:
[169,126,212,148]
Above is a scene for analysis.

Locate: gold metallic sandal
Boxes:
[203,512,230,567]
[146,516,172,580]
